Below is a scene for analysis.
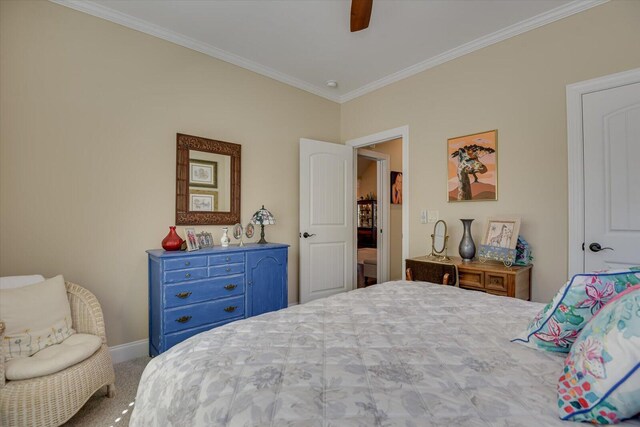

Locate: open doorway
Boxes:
[356,150,387,287]
[354,138,404,287]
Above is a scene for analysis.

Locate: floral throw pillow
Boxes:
[557,285,640,424]
[512,268,640,352]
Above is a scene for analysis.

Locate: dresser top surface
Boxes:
[408,255,532,273]
[147,243,289,258]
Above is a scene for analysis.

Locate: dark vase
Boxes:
[162,226,184,251]
[459,219,476,262]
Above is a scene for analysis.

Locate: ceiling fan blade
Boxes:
[351,0,372,32]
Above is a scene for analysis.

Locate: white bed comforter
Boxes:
[130,281,640,426]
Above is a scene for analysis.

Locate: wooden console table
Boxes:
[405,256,532,300]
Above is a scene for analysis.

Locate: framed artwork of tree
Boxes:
[447,130,498,202]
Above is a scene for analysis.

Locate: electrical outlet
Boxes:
[427,210,439,223]
[420,210,427,224]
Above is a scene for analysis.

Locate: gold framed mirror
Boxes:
[176,133,241,225]
[429,220,450,260]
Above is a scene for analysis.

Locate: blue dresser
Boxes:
[147,243,288,356]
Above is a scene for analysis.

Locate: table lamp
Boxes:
[250,205,275,244]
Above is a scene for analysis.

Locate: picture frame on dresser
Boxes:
[481,216,520,250]
[184,227,199,251]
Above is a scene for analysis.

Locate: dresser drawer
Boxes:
[164,317,240,351]
[209,253,244,265]
[164,256,207,271]
[165,275,245,308]
[485,272,508,292]
[459,269,484,289]
[209,263,244,277]
[164,267,207,284]
[164,295,245,333]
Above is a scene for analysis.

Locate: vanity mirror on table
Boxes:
[176,133,241,225]
[428,220,450,261]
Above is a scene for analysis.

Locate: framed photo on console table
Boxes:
[479,217,520,266]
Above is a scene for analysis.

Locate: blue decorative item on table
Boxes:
[515,236,532,266]
[478,245,516,267]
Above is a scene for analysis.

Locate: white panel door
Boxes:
[583,82,640,271]
[300,138,353,303]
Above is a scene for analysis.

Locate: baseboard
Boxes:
[288,301,299,307]
[109,338,149,364]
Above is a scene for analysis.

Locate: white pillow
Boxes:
[0,275,75,360]
[0,275,45,290]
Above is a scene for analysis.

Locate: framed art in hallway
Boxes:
[390,171,402,204]
[447,130,497,202]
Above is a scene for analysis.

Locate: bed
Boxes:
[130,281,640,426]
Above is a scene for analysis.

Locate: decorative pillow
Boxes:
[0,275,75,360]
[512,267,640,352]
[557,285,640,424]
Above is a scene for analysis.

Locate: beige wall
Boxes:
[357,139,404,280]
[341,0,640,302]
[357,158,376,200]
[0,0,340,346]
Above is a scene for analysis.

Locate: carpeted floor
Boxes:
[64,356,151,426]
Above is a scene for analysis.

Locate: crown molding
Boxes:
[338,0,609,103]
[50,0,607,105]
[48,0,342,103]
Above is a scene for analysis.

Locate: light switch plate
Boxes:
[420,210,427,224]
[427,210,439,223]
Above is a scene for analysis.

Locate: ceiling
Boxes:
[52,0,606,103]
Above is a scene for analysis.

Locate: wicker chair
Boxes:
[0,281,116,427]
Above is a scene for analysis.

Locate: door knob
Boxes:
[589,243,614,252]
[302,232,316,238]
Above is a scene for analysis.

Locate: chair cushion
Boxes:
[5,334,102,381]
[0,275,75,359]
[0,275,45,290]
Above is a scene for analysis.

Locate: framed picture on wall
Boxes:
[390,171,402,204]
[189,189,218,212]
[189,160,218,188]
[447,130,497,202]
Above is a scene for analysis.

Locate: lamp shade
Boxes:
[251,205,275,225]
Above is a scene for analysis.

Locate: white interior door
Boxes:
[300,138,354,303]
[583,81,640,271]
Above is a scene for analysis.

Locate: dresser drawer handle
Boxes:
[224,306,237,313]
[226,256,230,262]
[185,273,191,278]
[176,291,192,299]
[224,284,237,291]
[176,315,192,323]
[185,261,191,266]
[225,267,231,272]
